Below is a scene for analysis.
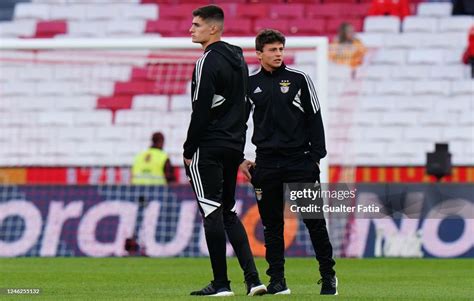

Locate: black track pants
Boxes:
[251,154,336,281]
[185,147,259,287]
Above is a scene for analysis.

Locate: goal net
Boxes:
[0,37,351,258]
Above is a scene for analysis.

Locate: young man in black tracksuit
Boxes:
[183,5,266,297]
[240,29,338,295]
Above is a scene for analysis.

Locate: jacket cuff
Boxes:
[183,149,194,160]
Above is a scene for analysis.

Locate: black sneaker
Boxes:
[267,278,291,295]
[190,281,234,296]
[245,280,267,296]
[318,275,338,295]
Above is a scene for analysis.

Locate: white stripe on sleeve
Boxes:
[285,67,320,113]
[192,51,211,102]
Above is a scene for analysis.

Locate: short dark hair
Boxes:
[255,29,286,52]
[192,5,224,22]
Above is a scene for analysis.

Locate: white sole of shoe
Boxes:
[210,291,235,297]
[275,288,291,295]
[247,284,267,296]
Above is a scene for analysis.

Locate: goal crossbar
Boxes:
[0,37,329,182]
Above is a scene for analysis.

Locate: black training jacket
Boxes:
[183,41,248,159]
[247,63,327,165]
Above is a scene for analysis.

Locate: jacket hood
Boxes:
[206,41,245,70]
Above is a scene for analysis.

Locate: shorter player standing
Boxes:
[240,29,338,295]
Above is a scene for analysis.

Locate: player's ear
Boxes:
[256,51,263,60]
[210,21,223,35]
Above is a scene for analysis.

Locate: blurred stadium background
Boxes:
[0,0,472,271]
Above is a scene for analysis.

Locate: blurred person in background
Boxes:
[132,132,176,185]
[452,0,474,15]
[329,22,366,78]
[462,26,474,78]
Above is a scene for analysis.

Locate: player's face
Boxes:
[190,16,212,45]
[257,42,284,72]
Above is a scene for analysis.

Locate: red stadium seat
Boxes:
[327,17,363,33]
[114,82,151,96]
[254,19,289,34]
[158,4,196,19]
[224,19,253,36]
[142,0,209,3]
[323,0,357,3]
[368,0,410,18]
[114,81,186,95]
[178,0,211,3]
[236,4,268,19]
[35,20,67,38]
[97,96,132,111]
[306,4,344,18]
[134,65,193,81]
[219,3,238,18]
[288,18,326,35]
[463,26,474,63]
[141,0,170,3]
[269,4,304,19]
[145,19,179,35]
[286,0,321,3]
[248,0,284,3]
[344,3,371,17]
[178,20,192,35]
[141,0,185,3]
[131,67,148,80]
[212,0,246,2]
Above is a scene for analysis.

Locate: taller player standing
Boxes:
[240,29,338,295]
[183,5,266,297]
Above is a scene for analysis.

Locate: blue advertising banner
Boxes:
[0,184,472,258]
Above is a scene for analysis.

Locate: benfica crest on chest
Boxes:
[279,80,290,93]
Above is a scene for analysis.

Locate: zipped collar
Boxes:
[260,62,286,77]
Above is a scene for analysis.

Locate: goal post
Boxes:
[0,37,353,258]
[0,37,329,182]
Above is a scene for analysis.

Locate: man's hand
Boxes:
[184,157,192,166]
[239,159,256,181]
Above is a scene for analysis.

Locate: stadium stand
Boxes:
[368,0,411,18]
[0,0,472,182]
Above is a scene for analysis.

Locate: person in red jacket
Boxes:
[462,26,474,78]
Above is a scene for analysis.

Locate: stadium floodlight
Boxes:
[0,37,329,182]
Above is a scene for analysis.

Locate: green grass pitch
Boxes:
[1,258,473,300]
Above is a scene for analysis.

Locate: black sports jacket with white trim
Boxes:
[183,41,249,159]
[247,63,327,164]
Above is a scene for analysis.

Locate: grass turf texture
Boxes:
[0,258,473,300]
